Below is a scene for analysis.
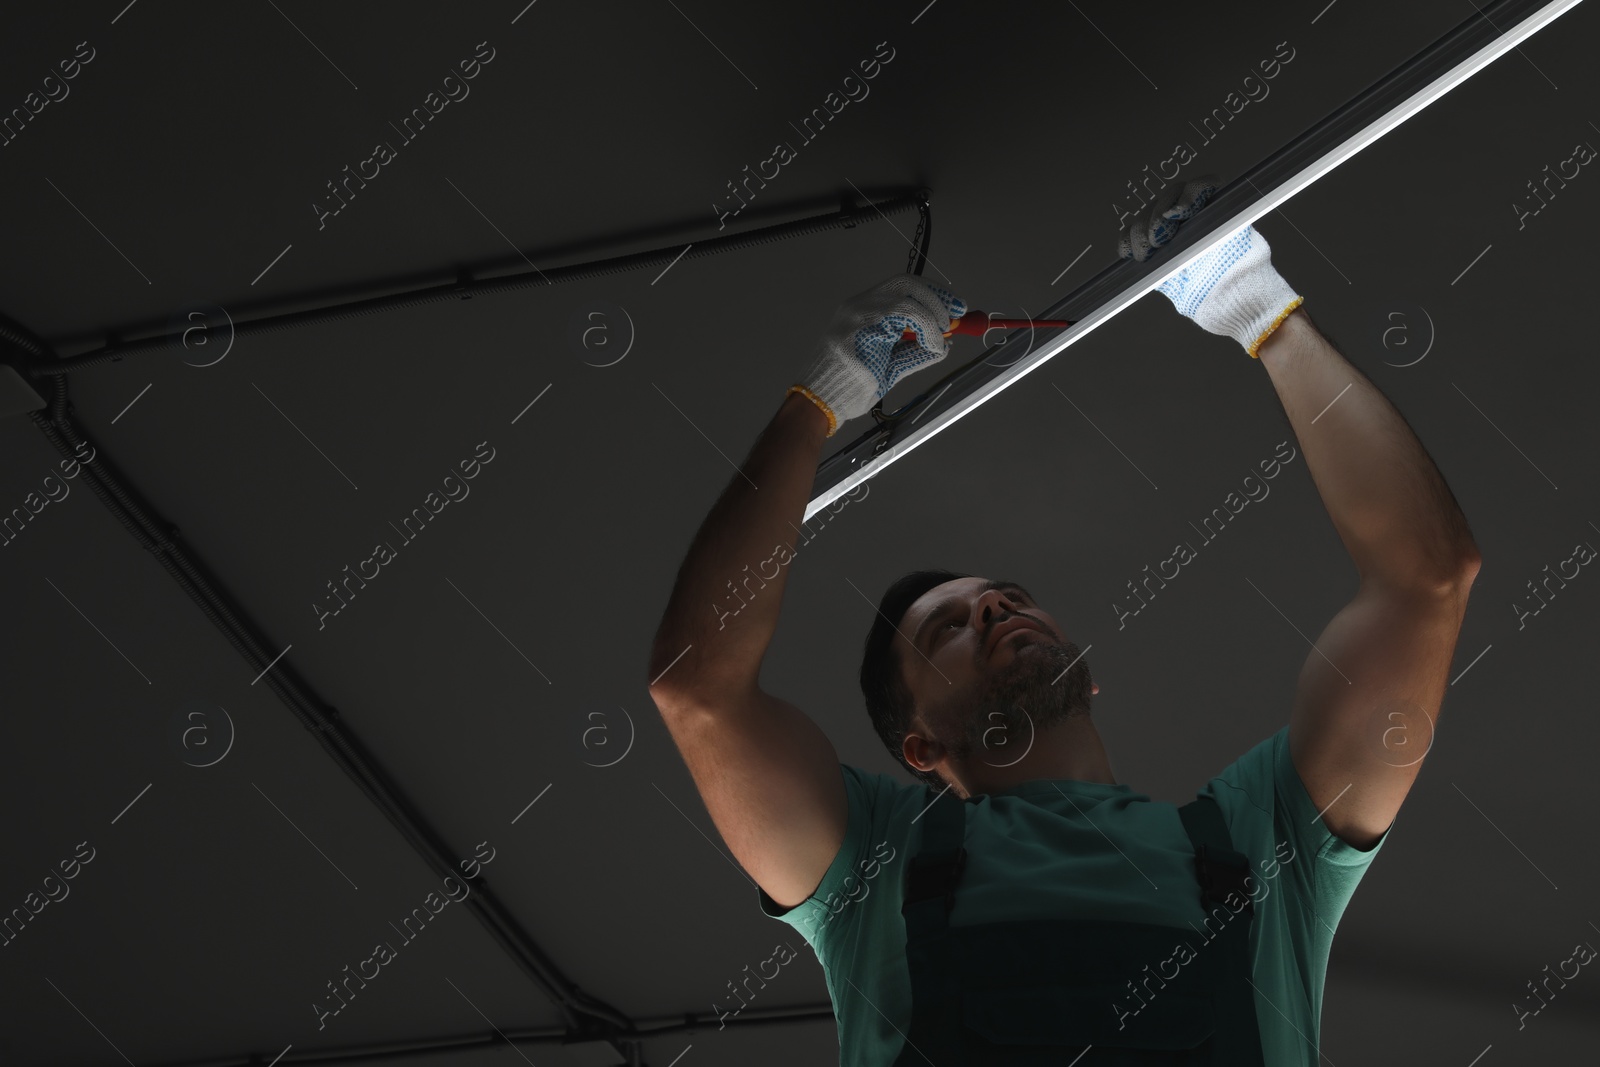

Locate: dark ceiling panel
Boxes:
[1,2,1595,1065]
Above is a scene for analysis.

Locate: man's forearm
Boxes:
[647,391,832,703]
[1255,307,1480,590]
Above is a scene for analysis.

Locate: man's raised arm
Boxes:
[1122,180,1481,850]
[642,277,967,907]
[645,273,968,706]
[645,390,830,706]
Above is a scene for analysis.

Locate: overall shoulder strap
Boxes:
[1177,794,1269,1066]
[1178,794,1256,915]
[894,788,970,1066]
[901,787,967,913]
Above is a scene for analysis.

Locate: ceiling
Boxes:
[1,1,1596,1064]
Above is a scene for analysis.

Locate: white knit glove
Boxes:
[1120,175,1304,358]
[790,274,966,437]
[1118,176,1220,263]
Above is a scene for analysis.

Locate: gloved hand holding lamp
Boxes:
[789,174,1303,439]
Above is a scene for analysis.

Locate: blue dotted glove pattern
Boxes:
[1157,225,1256,318]
[798,274,970,428]
[853,280,967,399]
[1118,176,1218,263]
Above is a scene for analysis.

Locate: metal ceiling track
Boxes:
[0,198,925,1066]
[14,188,926,376]
[802,0,1585,523]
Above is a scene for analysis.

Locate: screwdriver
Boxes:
[901,311,1073,342]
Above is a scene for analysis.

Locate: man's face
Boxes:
[894,577,1095,780]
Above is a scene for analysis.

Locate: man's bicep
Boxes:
[1286,577,1471,850]
[654,686,848,909]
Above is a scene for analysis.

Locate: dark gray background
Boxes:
[0,1,1595,1065]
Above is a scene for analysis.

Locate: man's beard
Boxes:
[944,634,1093,769]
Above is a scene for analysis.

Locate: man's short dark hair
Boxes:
[859,568,972,791]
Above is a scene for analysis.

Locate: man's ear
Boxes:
[902,728,943,775]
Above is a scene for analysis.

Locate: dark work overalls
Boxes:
[891,788,1265,1066]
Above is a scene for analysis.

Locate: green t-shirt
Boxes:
[758,725,1388,1066]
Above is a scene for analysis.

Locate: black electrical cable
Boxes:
[0,192,926,1067]
[904,189,932,277]
[865,190,936,430]
[22,189,927,376]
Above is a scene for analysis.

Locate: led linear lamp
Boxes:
[802,0,1584,523]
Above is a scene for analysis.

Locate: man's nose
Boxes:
[974,591,1013,626]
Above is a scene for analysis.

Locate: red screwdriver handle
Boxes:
[901,310,1072,342]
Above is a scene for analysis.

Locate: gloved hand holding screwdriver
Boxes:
[789,174,1304,437]
[786,274,968,439]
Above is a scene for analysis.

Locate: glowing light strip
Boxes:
[803,0,1582,522]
